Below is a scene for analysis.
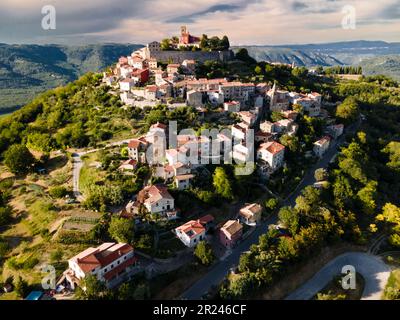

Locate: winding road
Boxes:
[71,139,131,202]
[285,252,391,300]
[181,119,362,300]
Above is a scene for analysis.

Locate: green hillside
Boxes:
[0,43,142,113]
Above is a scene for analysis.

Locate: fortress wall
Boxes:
[150,50,234,64]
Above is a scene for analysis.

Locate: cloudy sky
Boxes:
[1,0,400,45]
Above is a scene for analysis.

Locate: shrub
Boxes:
[49,186,68,198]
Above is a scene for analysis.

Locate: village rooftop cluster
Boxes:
[50,27,346,294]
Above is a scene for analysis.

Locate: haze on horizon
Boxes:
[1,0,400,46]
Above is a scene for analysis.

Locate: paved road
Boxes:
[285,252,391,300]
[181,120,361,300]
[71,139,131,202]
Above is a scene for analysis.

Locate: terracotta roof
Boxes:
[146,85,158,92]
[151,122,167,130]
[315,136,331,145]
[175,174,195,181]
[221,220,243,237]
[176,220,205,238]
[139,184,174,205]
[240,203,263,219]
[259,142,285,155]
[128,139,141,148]
[198,214,214,225]
[71,243,133,273]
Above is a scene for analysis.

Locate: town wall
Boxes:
[149,49,234,64]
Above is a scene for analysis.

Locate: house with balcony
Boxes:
[63,243,139,290]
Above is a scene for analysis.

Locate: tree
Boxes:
[376,203,400,247]
[295,186,321,216]
[278,206,299,235]
[238,252,253,273]
[4,144,35,174]
[336,97,359,124]
[280,134,300,153]
[213,167,234,200]
[49,186,68,199]
[254,66,263,75]
[194,241,214,266]
[108,216,135,244]
[50,249,63,263]
[76,274,109,300]
[0,206,12,226]
[235,48,256,64]
[221,35,230,50]
[383,141,400,172]
[160,38,172,50]
[357,181,377,215]
[14,276,29,298]
[265,198,279,213]
[333,175,354,209]
[314,168,327,182]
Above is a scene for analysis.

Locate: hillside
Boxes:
[0,43,142,113]
[360,55,400,81]
[236,41,400,80]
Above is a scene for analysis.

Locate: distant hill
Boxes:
[235,41,400,80]
[0,43,142,113]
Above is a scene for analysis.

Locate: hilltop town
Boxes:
[63,27,345,295]
[0,26,399,302]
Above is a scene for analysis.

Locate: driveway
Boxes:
[70,139,131,202]
[285,252,391,300]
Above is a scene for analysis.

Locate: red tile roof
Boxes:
[198,214,215,225]
[176,220,205,238]
[260,142,285,155]
[103,256,138,281]
[73,243,133,273]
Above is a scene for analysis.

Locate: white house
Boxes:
[224,101,241,112]
[187,90,204,107]
[313,136,331,158]
[138,184,175,215]
[260,121,276,133]
[232,144,252,163]
[208,91,224,106]
[63,243,138,289]
[120,78,136,91]
[175,220,206,247]
[239,203,263,226]
[231,122,250,143]
[327,124,344,139]
[257,141,285,171]
[175,174,195,190]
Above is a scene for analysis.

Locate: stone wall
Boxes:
[150,49,234,64]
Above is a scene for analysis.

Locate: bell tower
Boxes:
[181,26,187,36]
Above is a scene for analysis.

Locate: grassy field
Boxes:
[0,153,100,299]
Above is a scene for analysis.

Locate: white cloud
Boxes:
[0,0,399,44]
